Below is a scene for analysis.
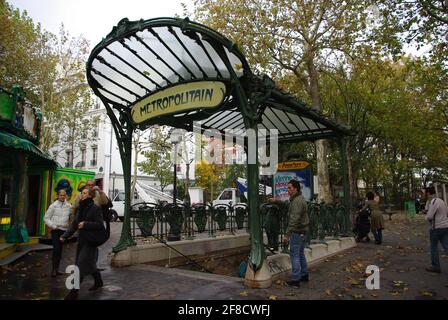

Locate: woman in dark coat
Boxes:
[61,187,104,298]
[363,191,385,244]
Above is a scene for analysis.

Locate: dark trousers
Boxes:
[51,229,65,258]
[372,228,383,243]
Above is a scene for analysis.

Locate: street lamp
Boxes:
[111,171,116,199]
[171,129,183,204]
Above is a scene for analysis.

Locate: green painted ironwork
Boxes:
[262,204,281,251]
[164,204,184,241]
[234,205,247,230]
[307,200,319,245]
[193,204,207,233]
[86,17,354,274]
[135,205,156,237]
[213,206,228,231]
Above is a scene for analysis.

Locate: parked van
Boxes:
[213,188,246,208]
[112,191,142,221]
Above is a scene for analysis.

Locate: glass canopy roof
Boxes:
[87,17,351,142]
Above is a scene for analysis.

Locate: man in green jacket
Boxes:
[271,179,309,288]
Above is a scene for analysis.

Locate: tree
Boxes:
[39,26,97,160]
[321,48,448,205]
[195,160,226,202]
[194,0,372,202]
[138,127,173,192]
[376,0,447,60]
[0,2,97,159]
[0,0,56,104]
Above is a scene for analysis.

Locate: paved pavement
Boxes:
[1,214,448,300]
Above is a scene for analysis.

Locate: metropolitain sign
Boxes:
[131,81,226,124]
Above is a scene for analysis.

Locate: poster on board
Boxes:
[274,161,313,201]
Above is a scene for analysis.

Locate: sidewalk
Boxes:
[1,214,447,300]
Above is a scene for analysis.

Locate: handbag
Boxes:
[81,223,108,247]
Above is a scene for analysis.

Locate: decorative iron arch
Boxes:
[86,17,353,274]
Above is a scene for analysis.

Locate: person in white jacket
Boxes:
[44,189,72,277]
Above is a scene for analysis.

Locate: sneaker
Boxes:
[425,266,441,273]
[300,274,309,282]
[286,280,301,288]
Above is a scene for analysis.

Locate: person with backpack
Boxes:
[424,186,448,273]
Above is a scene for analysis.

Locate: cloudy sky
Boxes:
[8,0,193,48]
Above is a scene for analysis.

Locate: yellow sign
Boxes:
[277,161,310,171]
[131,81,226,124]
[0,217,11,225]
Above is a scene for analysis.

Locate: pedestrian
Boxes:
[374,191,380,204]
[71,180,109,218]
[269,179,309,288]
[71,180,111,244]
[423,186,448,273]
[44,189,72,277]
[60,187,105,299]
[363,191,385,245]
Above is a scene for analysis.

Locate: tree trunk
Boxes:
[307,53,333,203]
[346,139,355,210]
[316,139,333,203]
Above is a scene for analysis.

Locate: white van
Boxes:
[112,191,142,221]
[212,188,246,207]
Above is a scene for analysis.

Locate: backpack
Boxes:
[101,198,113,222]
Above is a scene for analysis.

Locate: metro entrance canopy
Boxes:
[86,17,352,273]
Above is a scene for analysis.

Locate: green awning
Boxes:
[0,131,57,166]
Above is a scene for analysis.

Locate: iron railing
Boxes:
[129,200,353,252]
[129,202,250,241]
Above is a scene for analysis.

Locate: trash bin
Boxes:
[404,201,416,219]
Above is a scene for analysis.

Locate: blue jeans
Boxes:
[372,228,383,243]
[429,228,448,269]
[289,233,308,281]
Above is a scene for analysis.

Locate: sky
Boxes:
[7,0,193,48]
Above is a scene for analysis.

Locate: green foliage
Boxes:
[138,128,173,191]
[0,1,96,158]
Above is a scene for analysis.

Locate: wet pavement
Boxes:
[1,214,448,300]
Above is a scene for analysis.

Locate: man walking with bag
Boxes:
[424,186,448,273]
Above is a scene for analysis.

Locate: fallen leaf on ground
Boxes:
[420,290,434,297]
[239,291,249,297]
[349,279,361,286]
[389,291,401,296]
[352,294,363,299]
[371,293,379,298]
[269,295,278,300]
[325,289,332,296]
[285,292,296,296]
[393,280,405,288]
